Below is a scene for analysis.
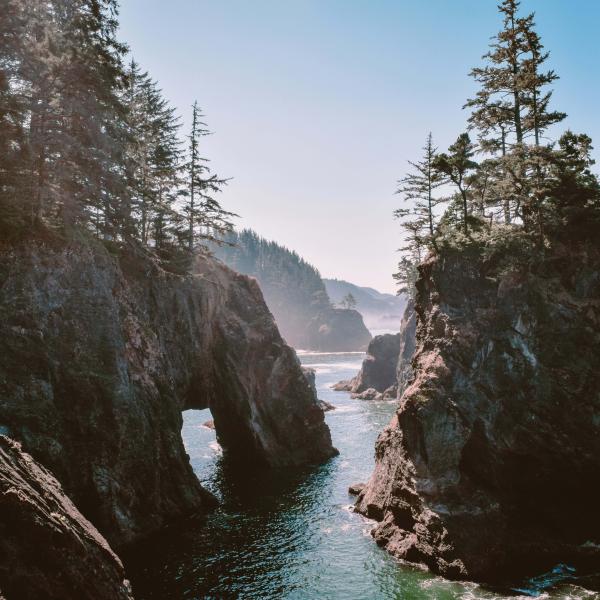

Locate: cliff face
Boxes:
[396,301,416,397]
[0,436,132,600]
[334,333,400,399]
[212,229,372,351]
[0,239,336,548]
[357,244,600,582]
[305,307,372,352]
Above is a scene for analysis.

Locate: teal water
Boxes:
[126,351,599,599]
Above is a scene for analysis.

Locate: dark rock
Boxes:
[396,301,417,397]
[301,367,336,412]
[0,436,132,600]
[317,399,336,412]
[352,388,382,401]
[331,380,353,391]
[348,482,365,496]
[0,240,336,548]
[382,385,398,399]
[334,333,401,397]
[305,308,372,352]
[357,246,600,583]
[353,333,401,394]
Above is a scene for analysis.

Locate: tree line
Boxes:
[0,0,234,264]
[394,0,600,297]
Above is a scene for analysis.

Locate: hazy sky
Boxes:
[119,1,600,293]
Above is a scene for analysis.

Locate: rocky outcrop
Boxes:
[212,230,372,351]
[0,436,132,600]
[396,301,417,397]
[302,367,336,412]
[305,307,372,352]
[0,239,336,548]
[357,244,600,583]
[333,333,400,399]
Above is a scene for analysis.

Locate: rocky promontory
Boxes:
[305,307,372,352]
[356,242,600,583]
[211,229,372,351]
[334,333,400,399]
[0,238,336,550]
[0,436,133,600]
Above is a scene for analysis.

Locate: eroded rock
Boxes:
[0,240,336,548]
[357,246,600,583]
[0,436,132,600]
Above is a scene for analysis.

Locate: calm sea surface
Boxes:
[125,351,598,599]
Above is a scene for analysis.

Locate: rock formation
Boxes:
[334,333,400,399]
[211,229,372,351]
[0,436,133,600]
[305,307,372,352]
[302,367,336,411]
[323,278,407,332]
[396,301,417,397]
[0,239,336,549]
[356,244,600,583]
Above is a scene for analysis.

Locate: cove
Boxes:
[124,352,594,599]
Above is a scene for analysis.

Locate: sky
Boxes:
[118,0,600,293]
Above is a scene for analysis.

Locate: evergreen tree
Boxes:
[183,102,234,249]
[395,133,442,244]
[434,134,478,234]
[519,13,566,147]
[122,60,182,248]
[341,293,357,310]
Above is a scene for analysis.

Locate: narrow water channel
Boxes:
[125,351,596,599]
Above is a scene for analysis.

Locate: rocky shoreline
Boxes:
[0,238,336,596]
[355,244,600,583]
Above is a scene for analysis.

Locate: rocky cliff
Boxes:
[356,242,600,583]
[333,333,400,400]
[0,238,336,549]
[396,301,417,397]
[305,307,372,352]
[0,436,132,600]
[211,229,372,351]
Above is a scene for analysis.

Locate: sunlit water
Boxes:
[125,352,599,599]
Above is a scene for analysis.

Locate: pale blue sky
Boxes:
[119,1,600,293]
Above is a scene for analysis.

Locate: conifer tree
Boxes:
[395,133,442,243]
[122,60,182,247]
[434,134,478,234]
[519,14,566,147]
[184,102,234,250]
[466,0,527,149]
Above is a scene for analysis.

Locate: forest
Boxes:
[394,0,600,298]
[0,0,233,266]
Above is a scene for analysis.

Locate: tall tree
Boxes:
[395,133,442,242]
[466,0,527,149]
[183,102,234,250]
[434,133,478,234]
[519,13,566,147]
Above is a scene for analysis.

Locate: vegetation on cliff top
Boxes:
[0,0,234,267]
[394,0,600,297]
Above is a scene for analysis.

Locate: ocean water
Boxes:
[125,352,599,599]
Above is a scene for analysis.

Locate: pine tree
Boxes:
[183,102,234,250]
[434,134,478,234]
[466,0,527,149]
[395,133,442,243]
[122,60,182,248]
[519,13,566,147]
